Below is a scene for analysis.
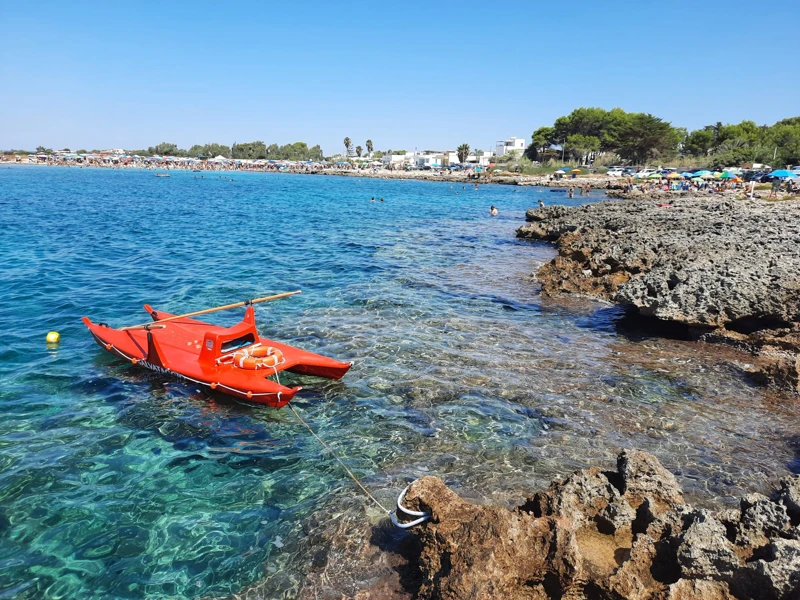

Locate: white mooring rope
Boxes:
[105,336,430,527]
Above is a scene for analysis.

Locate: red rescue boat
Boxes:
[83,300,352,408]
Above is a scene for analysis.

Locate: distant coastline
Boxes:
[9,157,787,198]
[2,156,625,189]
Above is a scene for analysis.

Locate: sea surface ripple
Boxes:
[0,166,798,599]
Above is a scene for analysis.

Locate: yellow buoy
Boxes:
[46,331,60,344]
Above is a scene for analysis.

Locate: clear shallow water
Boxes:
[0,166,798,599]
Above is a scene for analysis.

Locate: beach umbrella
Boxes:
[768,169,797,178]
[667,172,682,179]
[691,177,704,183]
[647,173,662,178]
[571,168,581,172]
[681,172,693,177]
[701,173,715,179]
[693,170,711,176]
[719,171,738,179]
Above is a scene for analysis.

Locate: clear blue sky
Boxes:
[1,0,797,155]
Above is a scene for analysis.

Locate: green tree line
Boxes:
[230,141,324,161]
[527,108,800,168]
[124,141,324,161]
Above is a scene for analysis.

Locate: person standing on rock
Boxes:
[768,178,780,199]
[538,198,545,208]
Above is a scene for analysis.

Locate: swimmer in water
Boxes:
[489,205,498,216]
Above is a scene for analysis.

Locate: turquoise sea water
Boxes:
[1,166,799,599]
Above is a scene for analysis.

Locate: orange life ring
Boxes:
[248,346,272,358]
[232,347,284,369]
[234,351,261,370]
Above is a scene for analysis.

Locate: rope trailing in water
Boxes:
[109,339,428,526]
[287,401,392,515]
[281,355,430,527]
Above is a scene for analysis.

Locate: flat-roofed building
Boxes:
[495,137,526,157]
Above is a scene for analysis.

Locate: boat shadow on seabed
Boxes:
[79,350,351,458]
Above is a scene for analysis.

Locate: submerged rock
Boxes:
[398,450,800,600]
[516,197,800,391]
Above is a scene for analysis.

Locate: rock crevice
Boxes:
[402,450,800,600]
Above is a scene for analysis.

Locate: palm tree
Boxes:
[343,137,352,157]
[366,139,373,156]
[457,143,470,164]
[355,145,362,158]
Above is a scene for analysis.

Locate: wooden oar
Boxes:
[121,291,301,330]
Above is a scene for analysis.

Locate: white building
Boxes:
[415,152,443,168]
[382,154,407,167]
[495,137,526,157]
[442,149,495,167]
[443,151,460,165]
[383,148,493,169]
[472,150,494,167]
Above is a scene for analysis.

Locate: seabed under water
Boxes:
[0,166,798,599]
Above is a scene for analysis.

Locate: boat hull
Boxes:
[83,305,352,407]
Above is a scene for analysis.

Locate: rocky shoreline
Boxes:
[283,451,800,599]
[326,170,620,189]
[516,196,800,391]
[399,450,800,599]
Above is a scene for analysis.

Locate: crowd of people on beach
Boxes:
[621,177,746,195]
[5,153,797,201]
[2,153,347,174]
[0,153,490,179]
